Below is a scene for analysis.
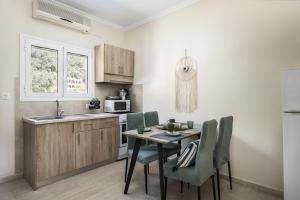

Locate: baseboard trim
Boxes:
[219,173,283,197]
[0,173,23,184]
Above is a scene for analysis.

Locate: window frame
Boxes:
[20,34,94,101]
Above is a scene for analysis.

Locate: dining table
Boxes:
[123,125,201,200]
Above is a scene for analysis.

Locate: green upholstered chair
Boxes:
[124,112,181,194]
[214,116,233,200]
[144,111,159,127]
[164,119,218,200]
[143,111,181,161]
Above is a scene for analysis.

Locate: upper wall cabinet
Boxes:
[95,44,134,84]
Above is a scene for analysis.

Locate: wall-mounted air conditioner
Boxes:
[33,0,91,33]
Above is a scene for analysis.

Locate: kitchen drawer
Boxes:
[101,118,117,128]
[74,118,117,132]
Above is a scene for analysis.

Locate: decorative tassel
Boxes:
[175,51,198,113]
[176,73,197,112]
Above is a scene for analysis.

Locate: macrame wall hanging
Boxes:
[175,49,198,113]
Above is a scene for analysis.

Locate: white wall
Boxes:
[125,0,300,191]
[0,0,125,179]
[1,0,299,192]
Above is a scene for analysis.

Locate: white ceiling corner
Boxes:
[55,0,200,31]
[123,0,200,30]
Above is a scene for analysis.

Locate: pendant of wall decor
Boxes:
[175,49,198,113]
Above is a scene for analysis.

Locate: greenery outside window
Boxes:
[20,34,94,101]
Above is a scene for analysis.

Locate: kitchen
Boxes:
[0,0,299,200]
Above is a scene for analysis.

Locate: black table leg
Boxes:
[157,143,165,200]
[124,138,142,194]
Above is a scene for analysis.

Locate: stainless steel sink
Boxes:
[30,114,89,121]
[30,116,63,120]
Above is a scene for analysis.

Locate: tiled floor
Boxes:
[0,160,282,200]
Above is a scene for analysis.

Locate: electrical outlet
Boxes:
[0,92,10,100]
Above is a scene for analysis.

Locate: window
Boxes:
[65,52,88,94]
[20,34,94,101]
[31,46,59,94]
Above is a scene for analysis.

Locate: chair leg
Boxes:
[228,161,233,190]
[177,140,182,157]
[217,169,221,200]
[164,177,168,199]
[180,181,183,193]
[144,165,148,194]
[124,139,142,194]
[197,186,201,200]
[124,157,128,182]
[164,157,168,163]
[211,175,216,200]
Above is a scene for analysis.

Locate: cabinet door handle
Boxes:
[78,134,80,145]
[72,123,75,133]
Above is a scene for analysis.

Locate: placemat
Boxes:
[150,132,191,142]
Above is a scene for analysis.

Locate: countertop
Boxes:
[23,113,119,125]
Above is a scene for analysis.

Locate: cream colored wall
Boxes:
[125,0,300,191]
[1,0,298,191]
[0,0,126,179]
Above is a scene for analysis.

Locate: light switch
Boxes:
[0,92,10,100]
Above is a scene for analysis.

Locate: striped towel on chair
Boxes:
[172,139,200,171]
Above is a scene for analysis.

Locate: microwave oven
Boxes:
[104,100,130,113]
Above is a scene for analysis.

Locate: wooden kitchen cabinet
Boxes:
[58,122,76,174]
[95,44,134,84]
[75,130,97,169]
[25,122,76,187]
[120,48,134,77]
[102,126,118,161]
[75,126,117,169]
[35,123,60,181]
[24,117,118,190]
[104,44,120,75]
[35,122,75,181]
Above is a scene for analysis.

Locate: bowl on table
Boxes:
[144,127,152,132]
[165,131,182,137]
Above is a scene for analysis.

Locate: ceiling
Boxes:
[56,0,199,30]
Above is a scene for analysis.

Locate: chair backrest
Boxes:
[144,111,159,127]
[214,116,233,168]
[127,112,145,149]
[195,119,218,183]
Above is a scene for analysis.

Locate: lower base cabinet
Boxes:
[35,122,76,181]
[24,117,118,190]
[35,123,60,181]
[75,127,117,169]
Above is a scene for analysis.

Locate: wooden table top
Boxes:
[123,126,201,144]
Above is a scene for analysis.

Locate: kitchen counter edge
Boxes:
[23,113,119,125]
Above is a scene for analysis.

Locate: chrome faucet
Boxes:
[56,100,64,118]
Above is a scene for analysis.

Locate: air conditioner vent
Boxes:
[33,0,91,33]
